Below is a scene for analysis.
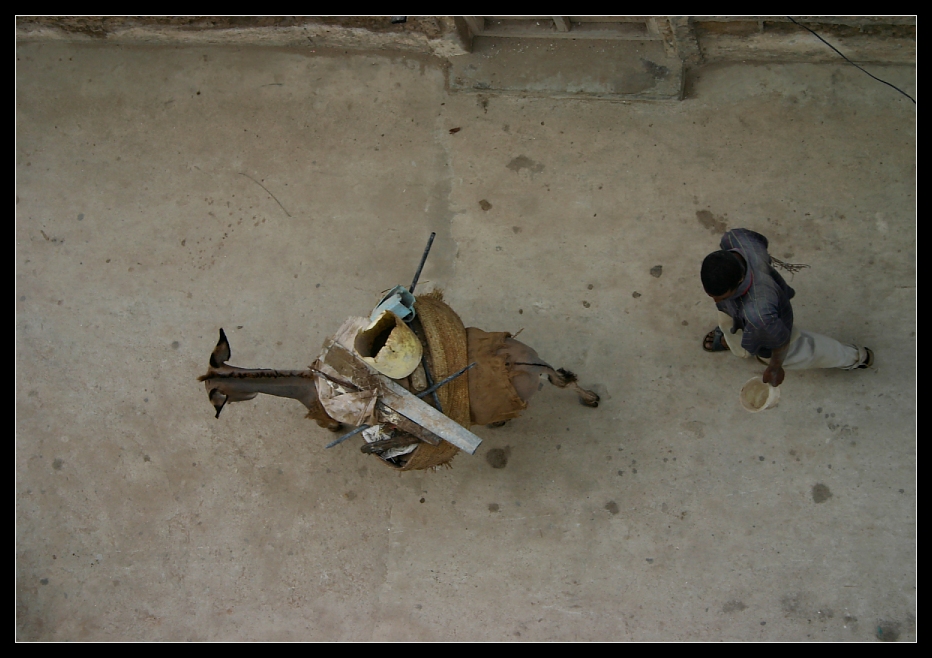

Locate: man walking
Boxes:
[701,228,872,386]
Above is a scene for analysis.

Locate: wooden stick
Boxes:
[308,367,360,392]
[360,434,422,454]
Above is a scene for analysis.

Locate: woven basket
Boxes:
[393,290,470,471]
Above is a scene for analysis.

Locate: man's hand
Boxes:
[762,364,785,387]
[761,340,791,387]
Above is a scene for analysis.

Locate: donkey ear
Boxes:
[209,328,232,368]
[208,388,228,418]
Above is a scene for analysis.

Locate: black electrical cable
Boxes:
[787,16,915,104]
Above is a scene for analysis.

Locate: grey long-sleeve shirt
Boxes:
[715,228,796,357]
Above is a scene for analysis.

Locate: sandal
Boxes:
[703,327,730,352]
[855,347,874,369]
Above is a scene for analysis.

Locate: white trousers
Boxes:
[716,311,864,370]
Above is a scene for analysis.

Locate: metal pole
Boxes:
[416,362,475,399]
[419,357,444,413]
[325,424,368,449]
[409,232,436,294]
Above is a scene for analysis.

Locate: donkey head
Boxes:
[198,329,343,431]
[198,329,255,417]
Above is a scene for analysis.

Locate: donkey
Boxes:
[198,328,599,430]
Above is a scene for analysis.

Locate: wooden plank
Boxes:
[324,335,482,455]
[377,377,482,454]
[552,16,571,33]
[375,401,441,445]
[321,338,378,389]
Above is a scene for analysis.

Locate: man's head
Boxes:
[701,250,745,300]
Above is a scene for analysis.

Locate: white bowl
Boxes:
[740,376,780,412]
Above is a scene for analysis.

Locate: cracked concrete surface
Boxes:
[16,41,915,641]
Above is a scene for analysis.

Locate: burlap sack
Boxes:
[393,290,471,471]
[465,328,527,426]
[376,291,528,471]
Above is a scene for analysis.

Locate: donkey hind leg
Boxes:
[502,338,599,408]
[545,367,600,407]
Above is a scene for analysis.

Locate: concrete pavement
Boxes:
[16,40,915,641]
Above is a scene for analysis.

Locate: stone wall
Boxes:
[16,16,915,64]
